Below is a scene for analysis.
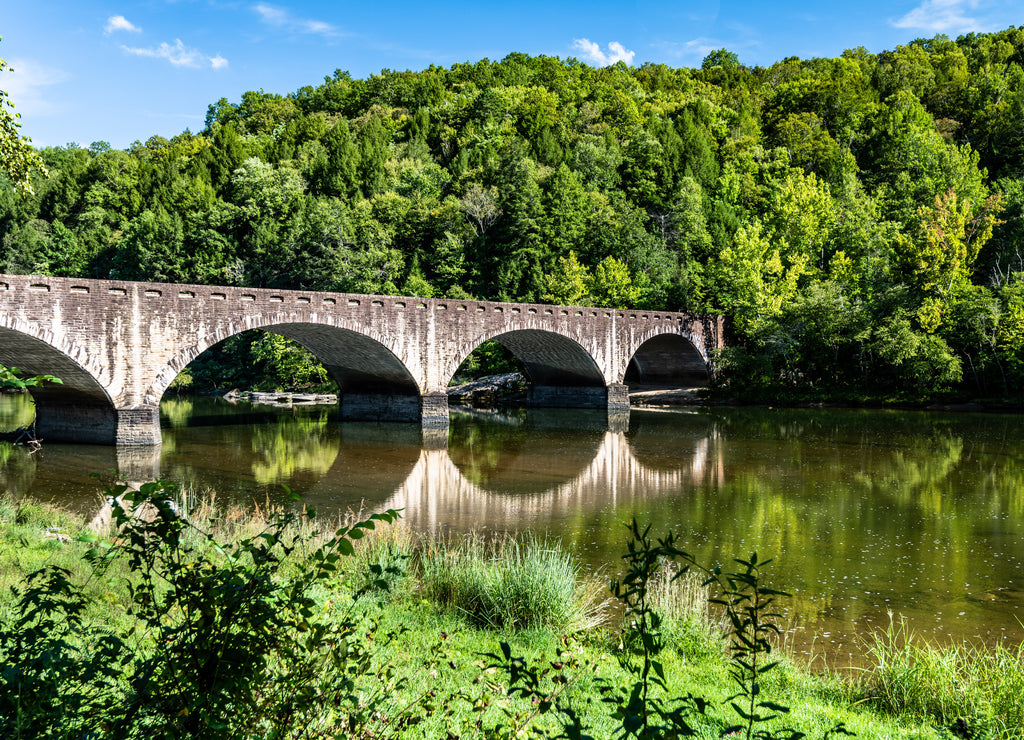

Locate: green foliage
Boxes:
[0,479,404,739]
[250,333,331,390]
[601,521,709,739]
[0,364,62,391]
[703,49,741,70]
[452,338,525,382]
[712,553,813,740]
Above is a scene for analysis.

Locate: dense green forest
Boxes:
[3,29,1024,400]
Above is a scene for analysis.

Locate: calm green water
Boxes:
[2,393,1023,662]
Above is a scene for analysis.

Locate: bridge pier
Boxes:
[339,391,450,427]
[527,383,630,410]
[33,404,161,446]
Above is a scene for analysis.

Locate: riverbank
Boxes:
[2,490,1021,739]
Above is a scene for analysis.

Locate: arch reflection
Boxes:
[384,409,721,533]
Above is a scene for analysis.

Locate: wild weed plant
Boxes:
[0,480,406,739]
[486,520,853,740]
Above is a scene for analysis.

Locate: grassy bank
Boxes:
[1,486,1021,739]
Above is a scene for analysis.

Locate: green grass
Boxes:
[417,532,608,632]
[858,614,1024,738]
[0,491,1017,739]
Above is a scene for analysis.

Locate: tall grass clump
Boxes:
[649,559,724,660]
[419,533,607,632]
[861,614,1024,737]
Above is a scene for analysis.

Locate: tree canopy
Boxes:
[4,28,1024,399]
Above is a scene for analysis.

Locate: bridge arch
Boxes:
[446,326,613,409]
[0,320,127,444]
[620,326,712,386]
[145,315,426,422]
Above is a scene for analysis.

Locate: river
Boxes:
[2,393,1022,664]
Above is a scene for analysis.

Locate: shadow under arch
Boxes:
[0,326,120,442]
[146,321,424,421]
[624,333,710,387]
[449,328,613,409]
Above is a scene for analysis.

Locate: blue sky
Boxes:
[1,0,1020,150]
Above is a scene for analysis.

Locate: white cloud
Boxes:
[121,39,227,70]
[652,36,757,65]
[253,3,341,37]
[105,15,142,34]
[681,37,726,59]
[571,39,636,66]
[891,0,985,33]
[2,58,67,117]
[254,3,288,25]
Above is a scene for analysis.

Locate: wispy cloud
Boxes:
[653,34,759,65]
[105,15,142,34]
[253,3,341,37]
[891,0,985,33]
[121,39,228,69]
[2,58,67,117]
[571,39,635,66]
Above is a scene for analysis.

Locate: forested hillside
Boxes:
[3,29,1024,400]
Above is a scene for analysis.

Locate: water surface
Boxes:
[2,393,1022,663]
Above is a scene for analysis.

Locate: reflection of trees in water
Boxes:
[250,413,338,485]
[0,393,35,433]
[161,397,196,429]
[0,442,36,496]
[640,410,1024,649]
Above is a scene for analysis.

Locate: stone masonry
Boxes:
[0,274,723,445]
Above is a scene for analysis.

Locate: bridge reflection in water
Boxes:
[2,398,722,541]
[219,408,723,543]
[378,410,721,535]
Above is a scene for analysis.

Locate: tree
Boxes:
[702,49,741,70]
[542,251,591,305]
[896,188,1003,329]
[589,255,641,308]
[0,39,46,192]
[710,220,811,336]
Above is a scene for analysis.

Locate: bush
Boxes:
[0,481,404,739]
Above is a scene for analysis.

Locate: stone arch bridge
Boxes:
[0,274,722,445]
